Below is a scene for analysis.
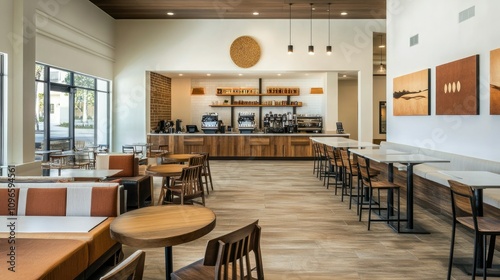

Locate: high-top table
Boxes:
[439,170,500,274]
[350,151,449,233]
[110,205,216,280]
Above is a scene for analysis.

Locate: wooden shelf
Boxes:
[216,93,299,96]
[210,104,302,107]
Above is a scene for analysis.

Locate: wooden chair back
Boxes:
[448,180,475,221]
[100,250,146,280]
[357,156,372,187]
[340,150,353,174]
[172,165,204,205]
[203,220,264,280]
[188,154,205,167]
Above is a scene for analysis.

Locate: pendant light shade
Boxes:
[308,3,314,55]
[287,3,293,54]
[326,3,332,55]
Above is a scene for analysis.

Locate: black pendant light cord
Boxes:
[289,3,292,45]
[310,3,313,45]
[328,3,331,45]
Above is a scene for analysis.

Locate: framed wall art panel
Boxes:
[491,48,500,114]
[436,55,479,115]
[392,69,430,116]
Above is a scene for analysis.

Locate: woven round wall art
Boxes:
[230,36,261,68]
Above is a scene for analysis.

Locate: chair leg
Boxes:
[483,235,487,280]
[447,222,456,280]
[472,233,479,279]
[367,187,373,230]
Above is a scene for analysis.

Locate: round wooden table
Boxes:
[146,165,185,204]
[110,205,216,280]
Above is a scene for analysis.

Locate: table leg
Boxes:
[406,163,414,229]
[165,246,173,280]
[387,163,394,216]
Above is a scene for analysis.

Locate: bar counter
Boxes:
[148,132,349,159]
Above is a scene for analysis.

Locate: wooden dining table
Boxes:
[146,165,185,203]
[109,205,216,280]
[160,153,198,163]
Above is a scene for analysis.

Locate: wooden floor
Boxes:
[120,160,495,280]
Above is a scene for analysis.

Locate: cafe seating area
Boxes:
[0,182,124,280]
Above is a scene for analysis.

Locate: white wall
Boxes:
[114,19,385,148]
[387,0,500,161]
[0,0,114,168]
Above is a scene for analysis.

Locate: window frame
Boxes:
[35,63,111,152]
[0,53,4,171]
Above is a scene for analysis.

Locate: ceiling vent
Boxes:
[410,34,419,47]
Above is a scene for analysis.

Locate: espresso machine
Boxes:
[201,113,219,134]
[238,112,256,134]
[263,111,297,133]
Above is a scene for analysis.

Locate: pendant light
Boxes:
[308,3,314,55]
[378,34,386,72]
[326,3,332,55]
[288,3,293,54]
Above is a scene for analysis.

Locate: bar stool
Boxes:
[357,156,401,231]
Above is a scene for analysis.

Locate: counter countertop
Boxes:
[148,131,349,137]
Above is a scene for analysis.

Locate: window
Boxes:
[35,63,110,153]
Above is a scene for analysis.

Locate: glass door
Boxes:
[49,84,73,151]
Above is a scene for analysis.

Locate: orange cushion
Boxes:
[0,188,19,215]
[26,188,67,216]
[91,187,118,217]
[109,154,135,177]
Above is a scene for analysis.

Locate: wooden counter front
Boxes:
[147,133,349,159]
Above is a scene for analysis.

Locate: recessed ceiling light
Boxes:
[166,12,174,16]
[178,74,183,76]
[238,73,243,76]
[343,74,347,78]
[277,74,282,76]
[206,73,211,76]
[253,12,259,16]
[379,45,385,48]
[340,12,348,16]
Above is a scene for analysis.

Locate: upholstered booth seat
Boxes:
[0,182,123,278]
[96,154,152,209]
[0,238,89,280]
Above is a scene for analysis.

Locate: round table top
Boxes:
[110,205,216,248]
[161,153,199,163]
[145,164,184,177]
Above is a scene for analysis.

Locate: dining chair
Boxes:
[192,152,214,195]
[324,145,342,193]
[100,250,146,280]
[163,165,205,206]
[122,145,136,154]
[357,156,401,231]
[171,220,264,280]
[447,180,500,280]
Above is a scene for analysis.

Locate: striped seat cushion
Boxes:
[0,186,118,217]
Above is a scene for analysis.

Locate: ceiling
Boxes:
[89,0,386,20]
[89,0,386,80]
